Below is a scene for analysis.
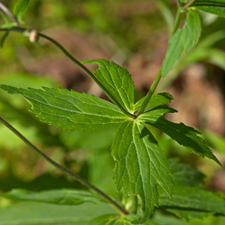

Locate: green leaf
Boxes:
[13,0,29,22]
[111,121,172,224]
[83,59,134,113]
[0,202,116,225]
[3,189,104,205]
[0,31,9,48]
[133,92,173,112]
[0,85,130,131]
[138,107,221,166]
[161,9,201,77]
[158,186,225,216]
[87,214,159,225]
[192,0,225,18]
[0,11,14,28]
[167,209,214,222]
[168,158,205,187]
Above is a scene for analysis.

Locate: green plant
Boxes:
[0,0,225,224]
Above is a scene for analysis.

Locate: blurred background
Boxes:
[0,0,224,218]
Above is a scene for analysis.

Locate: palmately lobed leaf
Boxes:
[111,121,173,224]
[83,59,135,113]
[138,107,222,166]
[0,85,130,131]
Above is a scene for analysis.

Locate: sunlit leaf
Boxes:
[111,121,172,224]
[138,106,221,166]
[161,9,201,77]
[83,59,135,113]
[0,85,130,131]
[134,92,173,112]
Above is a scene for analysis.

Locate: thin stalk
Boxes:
[184,0,196,9]
[137,0,184,116]
[136,70,161,116]
[0,27,135,119]
[173,1,183,34]
[131,196,138,214]
[0,116,129,215]
[0,2,20,27]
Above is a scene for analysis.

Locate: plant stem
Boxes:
[0,116,129,215]
[137,0,184,116]
[0,27,135,119]
[0,2,20,27]
[184,0,196,9]
[131,196,138,214]
[136,70,162,116]
[173,1,183,34]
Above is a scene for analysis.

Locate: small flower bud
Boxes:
[29,30,38,43]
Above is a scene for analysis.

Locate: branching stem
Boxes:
[0,2,20,26]
[0,26,135,119]
[137,70,162,116]
[184,0,196,9]
[0,116,129,215]
[137,1,183,115]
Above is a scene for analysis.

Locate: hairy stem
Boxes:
[0,27,135,119]
[184,0,196,9]
[0,116,129,215]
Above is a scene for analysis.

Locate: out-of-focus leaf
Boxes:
[159,186,225,221]
[13,0,29,22]
[0,202,116,225]
[0,31,9,48]
[168,209,213,221]
[203,130,225,154]
[161,9,201,77]
[151,210,186,225]
[192,0,225,18]
[87,214,159,225]
[60,127,116,150]
[3,189,104,205]
[168,158,205,187]
[156,0,174,34]
[0,11,15,28]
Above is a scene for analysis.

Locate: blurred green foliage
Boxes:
[0,1,225,224]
